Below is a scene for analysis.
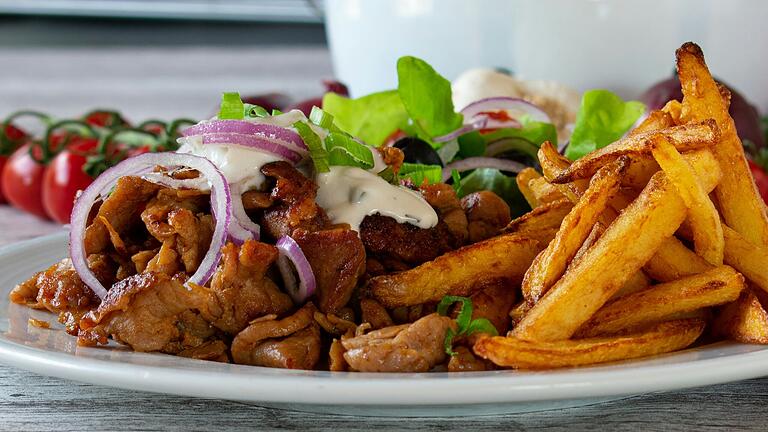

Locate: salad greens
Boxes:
[322,90,408,146]
[437,296,498,356]
[565,89,645,160]
[398,163,443,185]
[397,56,464,140]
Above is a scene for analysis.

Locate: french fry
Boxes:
[644,236,712,282]
[528,176,567,206]
[677,42,768,247]
[552,120,719,184]
[651,136,724,265]
[610,270,651,301]
[367,235,540,308]
[577,266,744,338]
[712,288,768,344]
[662,100,683,124]
[513,154,721,342]
[509,301,531,328]
[631,110,675,135]
[722,224,768,294]
[516,168,540,208]
[522,157,627,304]
[503,199,573,245]
[538,141,588,202]
[475,319,705,369]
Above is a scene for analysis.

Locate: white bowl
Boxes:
[325,0,768,111]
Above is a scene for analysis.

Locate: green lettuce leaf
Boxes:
[398,162,443,185]
[321,90,408,146]
[397,56,463,139]
[565,89,645,160]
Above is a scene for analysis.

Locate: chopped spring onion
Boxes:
[309,106,336,130]
[398,162,442,185]
[219,92,245,120]
[325,132,374,170]
[245,104,270,119]
[293,121,329,173]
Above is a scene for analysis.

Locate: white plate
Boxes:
[1,233,768,417]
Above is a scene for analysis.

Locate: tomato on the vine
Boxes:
[0,123,29,204]
[41,136,99,223]
[2,144,48,219]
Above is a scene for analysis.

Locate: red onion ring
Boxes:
[181,120,306,150]
[433,117,488,143]
[460,97,551,124]
[69,152,231,300]
[193,133,305,164]
[442,157,528,182]
[228,182,261,244]
[275,235,316,304]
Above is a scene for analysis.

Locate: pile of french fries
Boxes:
[370,43,768,369]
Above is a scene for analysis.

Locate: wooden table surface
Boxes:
[1,46,767,432]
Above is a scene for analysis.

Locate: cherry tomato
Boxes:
[83,110,129,129]
[41,137,98,223]
[0,123,29,204]
[749,159,768,203]
[2,144,48,219]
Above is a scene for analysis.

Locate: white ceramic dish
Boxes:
[2,233,768,417]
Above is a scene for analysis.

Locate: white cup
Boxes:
[325,0,768,111]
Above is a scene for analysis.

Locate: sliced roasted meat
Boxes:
[77,272,217,353]
[421,183,468,245]
[84,176,161,255]
[260,161,330,239]
[359,298,395,330]
[447,346,493,372]
[468,278,516,337]
[342,313,456,372]
[178,340,230,363]
[10,259,101,335]
[292,228,366,313]
[359,215,457,267]
[141,188,210,242]
[206,240,293,334]
[231,303,321,370]
[461,191,512,243]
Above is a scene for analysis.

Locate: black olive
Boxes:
[393,137,443,167]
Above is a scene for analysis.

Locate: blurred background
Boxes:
[0,0,766,121]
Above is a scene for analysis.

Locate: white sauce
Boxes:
[176,136,284,191]
[180,110,438,233]
[315,166,438,232]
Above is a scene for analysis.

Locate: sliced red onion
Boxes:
[474,112,523,130]
[433,117,488,143]
[228,182,261,244]
[141,172,210,191]
[460,97,551,124]
[181,120,306,150]
[442,157,528,182]
[69,152,231,300]
[195,133,305,164]
[275,235,316,304]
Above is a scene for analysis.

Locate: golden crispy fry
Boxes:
[522,158,627,304]
[571,222,605,265]
[552,120,719,184]
[528,176,567,206]
[631,110,675,135]
[538,141,588,202]
[651,137,724,264]
[513,154,721,342]
[644,236,712,282]
[577,266,744,338]
[367,234,540,308]
[662,100,683,124]
[475,319,705,369]
[723,225,768,294]
[516,168,540,208]
[677,42,768,247]
[502,199,573,245]
[610,270,651,301]
[509,301,531,328]
[712,288,768,344]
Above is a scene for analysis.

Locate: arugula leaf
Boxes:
[397,56,463,139]
[459,168,531,217]
[293,121,329,173]
[322,90,408,146]
[325,132,375,170]
[565,89,645,160]
[398,162,442,185]
[219,92,245,120]
[437,296,499,356]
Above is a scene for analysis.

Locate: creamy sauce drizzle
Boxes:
[179,111,437,232]
[315,166,438,232]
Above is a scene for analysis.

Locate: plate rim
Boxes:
[1,232,767,406]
